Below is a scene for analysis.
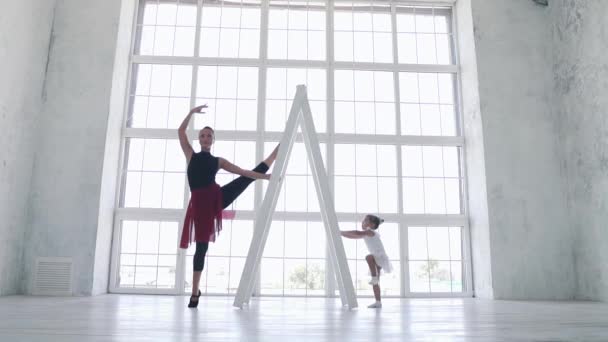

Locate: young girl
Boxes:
[178,104,279,308]
[340,214,393,308]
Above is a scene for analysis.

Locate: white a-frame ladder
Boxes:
[233,85,358,309]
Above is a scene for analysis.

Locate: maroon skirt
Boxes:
[180,183,223,248]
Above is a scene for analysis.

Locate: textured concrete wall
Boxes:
[553,0,608,301]
[470,0,575,299]
[23,0,126,295]
[0,0,57,296]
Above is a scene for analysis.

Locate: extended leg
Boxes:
[220,144,279,208]
[221,162,269,208]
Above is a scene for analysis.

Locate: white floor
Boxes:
[0,295,607,341]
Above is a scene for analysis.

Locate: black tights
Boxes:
[220,162,269,208]
[192,162,270,271]
[193,242,208,271]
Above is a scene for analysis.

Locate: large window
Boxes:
[110,0,472,298]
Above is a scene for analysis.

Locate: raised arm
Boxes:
[340,230,374,239]
[218,157,271,180]
[178,105,207,163]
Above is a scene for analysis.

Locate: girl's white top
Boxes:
[363,231,393,273]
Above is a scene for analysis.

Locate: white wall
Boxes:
[93,0,136,295]
[468,0,575,299]
[0,0,57,296]
[552,0,608,301]
[455,0,493,299]
[22,0,131,296]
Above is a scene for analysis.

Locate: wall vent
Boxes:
[533,0,549,6]
[33,257,73,296]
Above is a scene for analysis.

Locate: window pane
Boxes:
[335,101,355,133]
[382,261,400,296]
[261,258,284,295]
[408,227,428,260]
[334,31,354,62]
[266,68,326,132]
[355,105,374,133]
[379,223,399,259]
[261,220,326,296]
[200,28,220,56]
[269,5,326,61]
[373,32,392,63]
[378,177,398,213]
[355,145,377,176]
[335,144,356,176]
[335,176,356,212]
[128,64,192,129]
[307,222,326,258]
[201,6,220,27]
[403,178,424,213]
[209,220,232,257]
[173,27,195,56]
[355,261,373,295]
[140,172,163,207]
[307,260,326,295]
[161,173,185,208]
[335,4,392,63]
[264,221,284,258]
[410,261,430,292]
[195,66,258,131]
[375,103,396,135]
[334,11,353,31]
[356,177,378,213]
[268,29,287,59]
[220,28,240,58]
[121,221,138,254]
[408,226,464,293]
[205,257,230,293]
[122,138,187,209]
[427,227,451,260]
[402,146,423,177]
[230,221,253,257]
[424,178,446,214]
[285,222,307,257]
[437,34,452,64]
[449,227,462,260]
[336,70,395,135]
[445,178,462,214]
[117,220,178,289]
[285,259,307,295]
[354,32,373,62]
[120,2,465,299]
[430,261,452,292]
[228,258,246,293]
[176,3,196,26]
[451,261,463,292]
[135,2,196,57]
[399,72,458,136]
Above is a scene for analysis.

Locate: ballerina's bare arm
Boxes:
[218,158,271,180]
[178,105,207,163]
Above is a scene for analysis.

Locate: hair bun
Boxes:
[380,219,385,223]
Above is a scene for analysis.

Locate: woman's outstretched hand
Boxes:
[189,104,208,115]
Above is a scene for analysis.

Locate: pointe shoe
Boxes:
[368,302,382,309]
[188,290,202,308]
[270,144,280,159]
[368,276,379,285]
